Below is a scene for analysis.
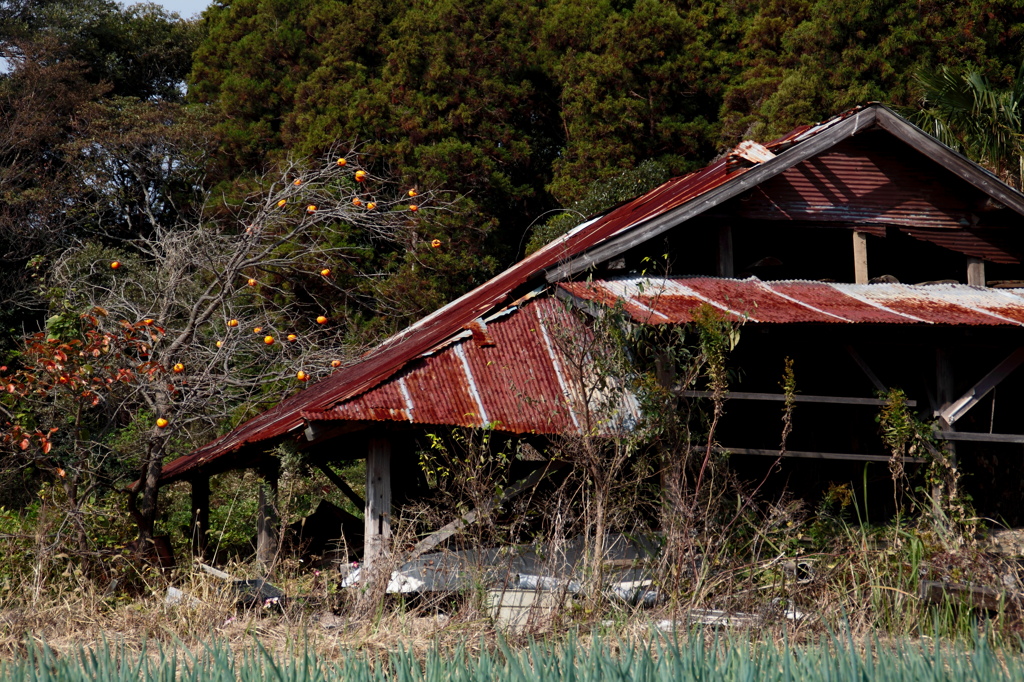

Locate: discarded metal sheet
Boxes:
[341,533,658,595]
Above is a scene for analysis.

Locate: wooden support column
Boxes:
[936,348,955,428]
[717,224,734,278]
[853,231,869,284]
[363,437,392,568]
[967,257,986,287]
[256,478,278,569]
[934,348,957,508]
[190,476,210,558]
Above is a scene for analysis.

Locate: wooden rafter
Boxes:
[681,390,915,407]
[939,348,1024,425]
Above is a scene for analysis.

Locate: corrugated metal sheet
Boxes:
[299,297,630,434]
[738,139,976,229]
[559,277,1024,326]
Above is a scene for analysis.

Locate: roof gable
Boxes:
[543,105,1024,282]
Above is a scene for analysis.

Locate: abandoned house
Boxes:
[155,103,1024,570]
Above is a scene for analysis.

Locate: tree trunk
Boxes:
[133,436,165,548]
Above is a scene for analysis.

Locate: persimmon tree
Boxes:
[0,317,149,554]
[20,149,444,548]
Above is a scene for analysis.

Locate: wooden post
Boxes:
[934,348,957,512]
[717,224,734,278]
[967,257,986,287]
[190,476,210,558]
[256,479,278,568]
[853,231,869,284]
[364,436,392,568]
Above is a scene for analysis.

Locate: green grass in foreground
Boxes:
[6,631,1021,682]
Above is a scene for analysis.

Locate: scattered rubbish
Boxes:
[781,559,816,584]
[607,579,660,607]
[193,562,288,609]
[164,586,200,608]
[233,579,286,609]
[771,597,810,622]
[918,580,1018,611]
[340,568,425,593]
[654,599,810,631]
[486,588,566,632]
[513,573,582,594]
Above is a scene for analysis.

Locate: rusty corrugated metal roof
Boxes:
[158,104,1024,484]
[558,277,1024,326]
[299,298,596,434]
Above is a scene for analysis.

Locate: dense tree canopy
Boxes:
[189,0,1024,317]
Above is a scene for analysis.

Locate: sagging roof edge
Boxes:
[157,103,1024,485]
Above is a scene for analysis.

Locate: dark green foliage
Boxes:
[526,159,669,255]
[908,60,1024,188]
[1,0,202,101]
[541,0,728,203]
[721,0,1024,141]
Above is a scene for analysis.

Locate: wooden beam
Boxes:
[934,431,1024,444]
[680,390,915,407]
[543,107,881,283]
[939,348,1024,425]
[190,476,210,558]
[406,460,567,563]
[363,437,392,568]
[846,345,887,392]
[967,257,986,287]
[316,462,366,510]
[300,420,367,448]
[723,447,925,464]
[853,231,869,284]
[717,224,734,278]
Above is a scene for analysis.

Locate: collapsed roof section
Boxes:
[158,104,1024,484]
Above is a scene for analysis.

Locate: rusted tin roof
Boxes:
[158,104,1024,483]
[558,277,1024,326]
[299,297,626,434]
